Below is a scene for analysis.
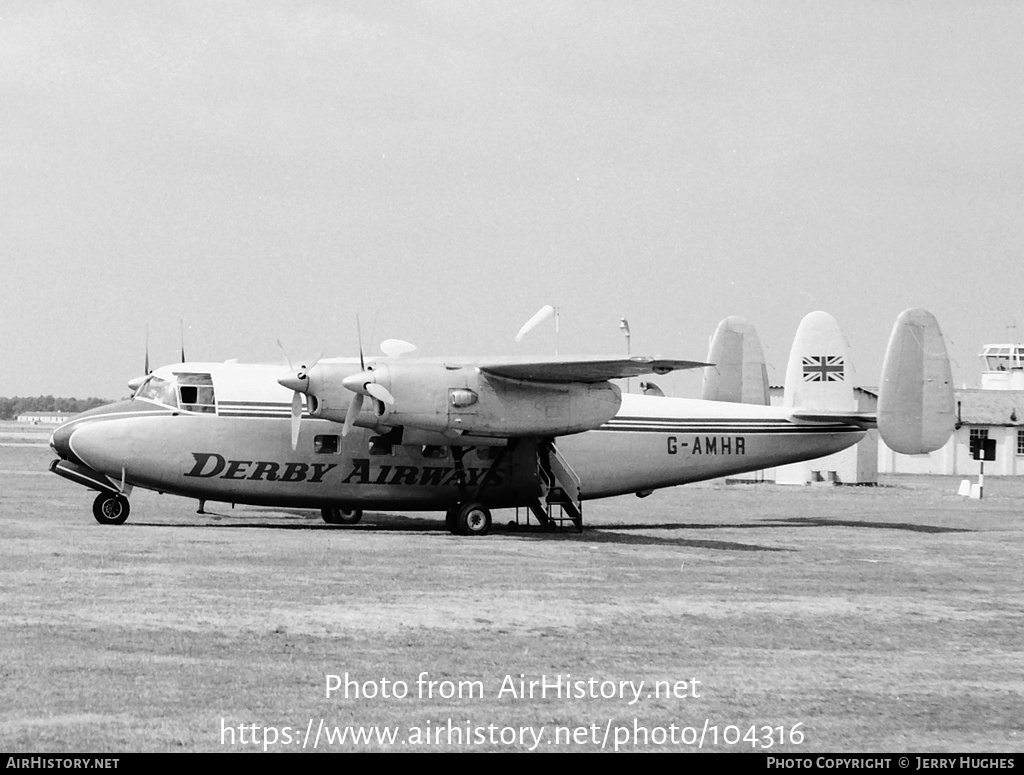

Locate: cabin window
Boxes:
[368,436,394,456]
[315,435,339,454]
[175,373,216,414]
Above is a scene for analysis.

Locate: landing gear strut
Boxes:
[92,492,130,525]
[321,507,362,525]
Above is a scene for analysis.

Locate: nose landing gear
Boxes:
[92,492,130,525]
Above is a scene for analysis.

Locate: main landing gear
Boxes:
[321,507,363,525]
[446,502,492,537]
[92,492,130,525]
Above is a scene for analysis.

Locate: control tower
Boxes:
[979,344,1024,390]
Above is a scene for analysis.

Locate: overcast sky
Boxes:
[3,1,1022,398]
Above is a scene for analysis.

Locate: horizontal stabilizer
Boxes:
[877,308,955,454]
[477,356,709,384]
[789,410,877,428]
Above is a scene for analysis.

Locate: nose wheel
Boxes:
[446,502,492,536]
[92,492,130,525]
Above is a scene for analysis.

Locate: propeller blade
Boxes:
[356,315,365,370]
[365,382,395,406]
[342,393,363,437]
[380,339,417,357]
[290,391,302,450]
[276,339,293,370]
[515,304,555,342]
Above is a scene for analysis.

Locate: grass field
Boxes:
[1,438,1021,752]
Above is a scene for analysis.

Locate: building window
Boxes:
[1018,429,1024,456]
[970,428,989,443]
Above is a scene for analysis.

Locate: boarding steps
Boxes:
[517,440,583,532]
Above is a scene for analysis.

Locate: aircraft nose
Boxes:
[50,422,77,463]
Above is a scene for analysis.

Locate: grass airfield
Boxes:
[1,435,1021,752]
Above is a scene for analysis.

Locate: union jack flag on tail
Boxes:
[803,355,844,382]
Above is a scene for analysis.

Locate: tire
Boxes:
[93,492,130,525]
[337,508,362,525]
[322,507,362,525]
[457,502,491,537]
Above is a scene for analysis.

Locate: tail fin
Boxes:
[784,311,856,411]
[701,316,770,405]
[877,308,955,454]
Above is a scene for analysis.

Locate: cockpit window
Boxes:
[135,376,178,408]
[175,373,216,414]
[133,373,216,413]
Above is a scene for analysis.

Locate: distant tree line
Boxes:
[0,396,111,420]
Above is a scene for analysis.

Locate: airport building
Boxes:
[15,411,72,425]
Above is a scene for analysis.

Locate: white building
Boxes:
[15,411,72,425]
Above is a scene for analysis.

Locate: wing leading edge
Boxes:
[475,356,710,383]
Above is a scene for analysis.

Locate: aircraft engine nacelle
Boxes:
[383,362,623,438]
[300,362,373,426]
[307,361,622,438]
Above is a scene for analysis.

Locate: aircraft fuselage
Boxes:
[49,362,865,513]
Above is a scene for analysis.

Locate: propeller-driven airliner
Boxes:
[49,309,955,536]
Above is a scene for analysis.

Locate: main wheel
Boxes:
[337,508,362,525]
[322,507,363,525]
[93,492,130,525]
[456,502,492,537]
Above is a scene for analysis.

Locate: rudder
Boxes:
[784,311,856,411]
[701,316,769,405]
[877,308,955,454]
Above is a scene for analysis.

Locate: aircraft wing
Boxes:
[789,410,877,429]
[474,356,710,383]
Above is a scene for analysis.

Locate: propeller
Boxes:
[338,324,411,436]
[342,392,362,437]
[290,391,303,450]
[276,340,321,451]
[342,368,396,406]
[128,328,152,392]
[380,339,417,357]
[515,304,556,342]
